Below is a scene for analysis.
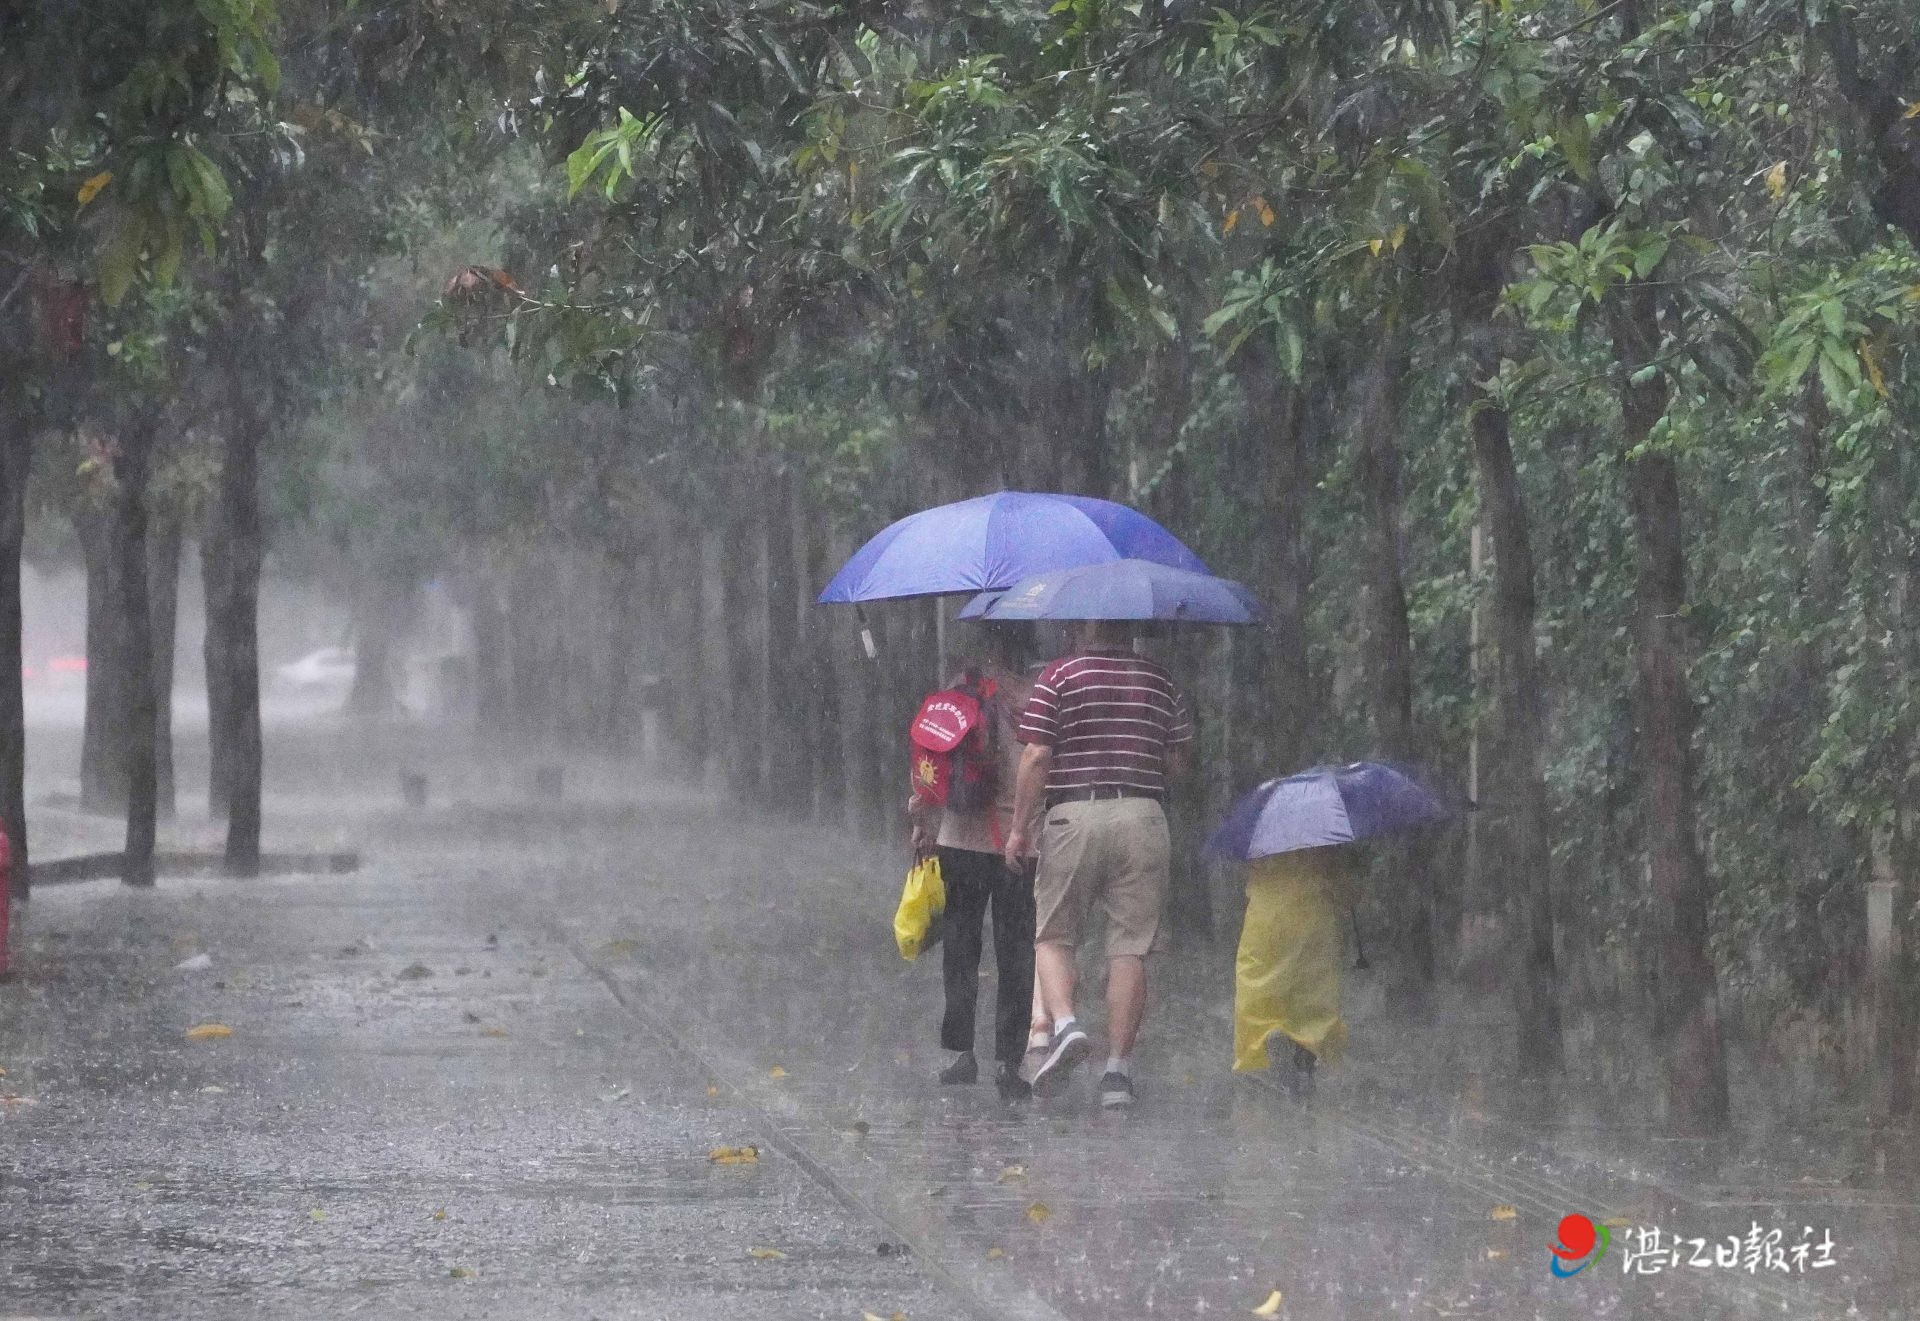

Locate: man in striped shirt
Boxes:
[1003,621,1193,1108]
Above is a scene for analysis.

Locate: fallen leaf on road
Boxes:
[1489,1205,1517,1221]
[1601,1217,1633,1228]
[997,1164,1027,1182]
[185,1024,232,1040]
[175,953,212,971]
[200,1085,226,1095]
[448,1266,476,1279]
[1252,1289,1284,1317]
[708,1145,760,1165]
[747,1247,787,1260]
[986,1247,1005,1260]
[707,1085,719,1097]
[134,1181,153,1190]
[432,1209,448,1221]
[0,1095,36,1107]
[309,1209,327,1221]
[1486,1248,1507,1260]
[850,1119,870,1135]
[0,1066,8,1076]
[397,962,434,980]
[768,1066,788,1079]
[1026,1202,1051,1225]
[479,1027,509,1038]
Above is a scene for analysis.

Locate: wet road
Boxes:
[3,720,1915,1318]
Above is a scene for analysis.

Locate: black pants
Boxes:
[937,846,1035,1065]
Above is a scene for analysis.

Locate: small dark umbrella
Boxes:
[1204,761,1455,861]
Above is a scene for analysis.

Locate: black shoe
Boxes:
[939,1051,978,1085]
[1098,1071,1135,1109]
[1282,1042,1316,1100]
[995,1062,1032,1101]
[1030,1024,1090,1096]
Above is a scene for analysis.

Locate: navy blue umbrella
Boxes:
[1204,762,1455,860]
[955,559,1263,625]
[816,492,1208,604]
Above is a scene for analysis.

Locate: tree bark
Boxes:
[115,419,159,888]
[0,418,28,902]
[209,418,264,874]
[201,499,235,813]
[1357,328,1436,986]
[78,507,129,814]
[762,464,804,816]
[1467,351,1565,1076]
[1232,343,1312,778]
[1609,285,1729,1130]
[723,475,767,807]
[347,576,406,719]
[148,516,181,821]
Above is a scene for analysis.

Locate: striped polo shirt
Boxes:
[1017,649,1192,797]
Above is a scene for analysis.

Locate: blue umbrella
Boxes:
[956,559,1263,625]
[816,492,1208,604]
[1205,762,1455,860]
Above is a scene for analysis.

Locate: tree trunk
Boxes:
[1609,287,1728,1130]
[1467,352,1565,1076]
[723,477,767,807]
[699,522,731,796]
[347,577,406,718]
[148,518,181,820]
[78,508,129,814]
[0,420,28,902]
[116,421,159,888]
[202,501,235,814]
[207,418,264,874]
[1232,344,1312,777]
[794,477,839,822]
[1357,329,1436,987]
[762,464,804,816]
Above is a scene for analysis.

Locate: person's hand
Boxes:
[910,819,934,855]
[1003,827,1029,871]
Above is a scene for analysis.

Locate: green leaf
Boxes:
[1557,112,1594,181]
[95,217,144,307]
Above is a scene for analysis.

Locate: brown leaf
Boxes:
[1026,1202,1051,1225]
[1252,1290,1284,1317]
[185,1023,233,1040]
[709,1145,761,1165]
[747,1247,787,1260]
[1489,1205,1517,1221]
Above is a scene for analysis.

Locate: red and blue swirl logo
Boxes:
[1550,1214,1610,1278]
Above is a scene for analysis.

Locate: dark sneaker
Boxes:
[1098,1071,1135,1109]
[1030,1024,1090,1096]
[938,1051,978,1085]
[995,1062,1032,1101]
[1282,1042,1316,1100]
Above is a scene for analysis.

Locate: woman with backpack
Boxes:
[907,627,1044,1100]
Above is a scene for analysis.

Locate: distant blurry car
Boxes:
[275,646,356,692]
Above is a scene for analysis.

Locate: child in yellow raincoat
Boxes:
[1232,845,1358,1098]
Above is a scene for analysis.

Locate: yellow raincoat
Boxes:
[1232,847,1354,1072]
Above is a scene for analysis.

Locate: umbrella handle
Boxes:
[1349,905,1370,971]
[857,605,878,661]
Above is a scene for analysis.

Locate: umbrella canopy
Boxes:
[956,559,1263,625]
[816,491,1208,604]
[1205,761,1455,860]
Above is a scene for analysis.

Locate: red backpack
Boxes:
[909,678,1000,816]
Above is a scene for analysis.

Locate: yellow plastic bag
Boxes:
[894,854,947,961]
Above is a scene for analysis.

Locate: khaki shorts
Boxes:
[1033,797,1171,958]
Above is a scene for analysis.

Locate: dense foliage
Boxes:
[7,0,1920,1130]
